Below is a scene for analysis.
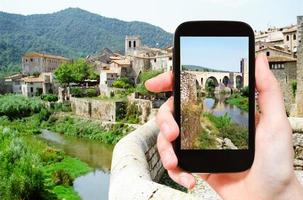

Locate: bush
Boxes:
[41,94,58,102]
[0,138,45,200]
[292,80,297,97]
[70,87,82,97]
[0,95,43,120]
[86,88,98,97]
[52,170,74,186]
[112,77,133,89]
[240,86,249,97]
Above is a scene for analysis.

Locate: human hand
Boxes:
[145,54,303,200]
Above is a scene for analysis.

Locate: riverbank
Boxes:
[0,115,91,199]
[0,94,126,199]
[225,93,248,111]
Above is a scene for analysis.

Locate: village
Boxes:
[3,35,173,125]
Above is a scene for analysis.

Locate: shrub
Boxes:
[86,88,98,97]
[0,138,45,200]
[0,95,43,119]
[112,77,133,89]
[41,94,58,102]
[240,86,249,97]
[292,80,297,97]
[52,170,74,186]
[70,87,82,97]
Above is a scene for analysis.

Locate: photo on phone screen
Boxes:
[180,36,249,150]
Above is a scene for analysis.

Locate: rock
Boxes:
[293,133,303,147]
[295,146,303,160]
[223,138,237,149]
[288,117,303,133]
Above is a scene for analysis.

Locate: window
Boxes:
[169,57,172,60]
[266,51,270,56]
[30,87,34,93]
[129,41,131,48]
[154,59,156,62]
[294,34,296,40]
[286,35,290,41]
[25,59,28,62]
[133,41,136,48]
[30,58,33,62]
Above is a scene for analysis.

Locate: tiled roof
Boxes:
[23,52,69,60]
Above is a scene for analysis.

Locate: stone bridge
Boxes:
[185,71,246,89]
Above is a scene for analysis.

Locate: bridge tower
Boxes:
[240,58,249,87]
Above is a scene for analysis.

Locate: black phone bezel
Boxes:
[173,21,255,173]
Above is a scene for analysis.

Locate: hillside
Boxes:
[182,65,223,72]
[0,8,173,68]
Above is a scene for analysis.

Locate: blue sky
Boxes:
[0,0,302,32]
[181,37,248,72]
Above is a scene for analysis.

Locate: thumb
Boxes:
[255,54,287,120]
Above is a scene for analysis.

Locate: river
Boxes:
[203,93,248,127]
[38,130,113,200]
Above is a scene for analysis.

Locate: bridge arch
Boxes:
[222,76,230,87]
[205,76,219,90]
[236,75,243,89]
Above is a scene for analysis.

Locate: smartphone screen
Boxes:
[180,36,249,150]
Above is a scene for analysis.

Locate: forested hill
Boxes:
[0,7,173,68]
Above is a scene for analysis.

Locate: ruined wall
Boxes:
[180,71,197,103]
[296,16,303,117]
[70,97,118,122]
[128,95,153,124]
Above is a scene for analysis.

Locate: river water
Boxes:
[203,94,248,127]
[38,130,113,200]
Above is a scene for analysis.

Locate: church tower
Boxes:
[125,35,141,56]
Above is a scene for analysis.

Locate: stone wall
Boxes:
[271,62,297,114]
[181,71,197,103]
[128,95,153,124]
[70,97,122,122]
[296,16,303,117]
[109,119,198,200]
[289,117,303,170]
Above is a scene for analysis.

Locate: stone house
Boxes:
[20,73,56,97]
[256,46,293,57]
[4,73,26,93]
[268,56,297,114]
[22,52,69,75]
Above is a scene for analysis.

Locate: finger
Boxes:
[157,132,178,170]
[168,168,196,189]
[145,71,173,92]
[255,54,286,119]
[156,97,179,142]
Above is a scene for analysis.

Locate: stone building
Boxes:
[255,25,297,57]
[256,46,293,57]
[295,16,303,117]
[22,52,69,74]
[125,35,142,56]
[4,73,26,93]
[268,56,297,114]
[20,73,56,97]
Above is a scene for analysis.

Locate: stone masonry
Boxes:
[296,16,303,117]
[181,71,197,103]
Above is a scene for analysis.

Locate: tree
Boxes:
[54,59,97,86]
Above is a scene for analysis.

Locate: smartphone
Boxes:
[173,21,255,172]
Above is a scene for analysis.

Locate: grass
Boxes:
[225,93,248,111]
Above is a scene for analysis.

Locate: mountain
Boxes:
[0,8,173,68]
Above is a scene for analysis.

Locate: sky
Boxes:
[181,37,248,72]
[0,0,302,33]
